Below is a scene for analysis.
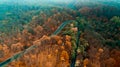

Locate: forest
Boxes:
[0,0,120,67]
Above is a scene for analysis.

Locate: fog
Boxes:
[0,0,120,7]
[0,0,74,4]
[0,0,120,5]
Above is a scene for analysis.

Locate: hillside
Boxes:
[0,0,120,67]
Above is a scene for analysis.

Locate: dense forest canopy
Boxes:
[0,0,120,67]
[0,0,120,33]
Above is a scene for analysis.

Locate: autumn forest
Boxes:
[0,0,120,67]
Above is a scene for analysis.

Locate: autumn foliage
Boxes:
[0,3,120,67]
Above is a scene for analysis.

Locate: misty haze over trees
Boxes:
[0,0,120,67]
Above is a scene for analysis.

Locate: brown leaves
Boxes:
[110,49,120,67]
[104,58,116,67]
[33,39,41,46]
[83,58,89,67]
[2,44,9,54]
[60,50,69,61]
[60,50,70,67]
[98,48,104,53]
[34,25,43,34]
[65,41,72,49]
[65,35,71,41]
[51,35,61,41]
[11,42,23,52]
[0,45,2,50]
[57,40,62,45]
[40,35,51,45]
